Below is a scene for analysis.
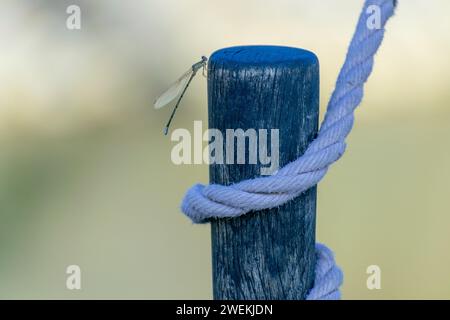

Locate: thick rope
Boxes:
[306,244,343,300]
[181,0,397,300]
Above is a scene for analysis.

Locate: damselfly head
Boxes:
[201,56,208,77]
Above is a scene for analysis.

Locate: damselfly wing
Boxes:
[154,69,193,109]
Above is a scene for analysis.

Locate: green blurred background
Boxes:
[1,0,449,299]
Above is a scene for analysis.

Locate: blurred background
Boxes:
[1,0,449,299]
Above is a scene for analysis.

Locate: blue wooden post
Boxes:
[208,45,320,299]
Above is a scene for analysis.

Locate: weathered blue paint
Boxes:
[208,45,319,299]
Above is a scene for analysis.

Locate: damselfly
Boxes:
[154,56,208,135]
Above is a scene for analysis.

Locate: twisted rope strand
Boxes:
[180,0,397,300]
[182,0,396,224]
[306,244,343,300]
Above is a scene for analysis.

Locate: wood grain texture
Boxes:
[208,46,320,300]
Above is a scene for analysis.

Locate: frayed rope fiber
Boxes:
[181,0,397,300]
